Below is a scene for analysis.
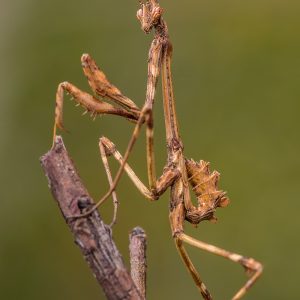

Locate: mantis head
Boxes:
[137,0,163,33]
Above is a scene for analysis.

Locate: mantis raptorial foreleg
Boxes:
[53,54,142,145]
[53,82,140,142]
[81,54,140,114]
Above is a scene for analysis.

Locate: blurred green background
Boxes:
[1,0,299,299]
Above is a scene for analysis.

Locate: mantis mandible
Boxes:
[52,1,263,299]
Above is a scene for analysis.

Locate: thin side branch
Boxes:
[129,227,147,299]
[40,136,142,300]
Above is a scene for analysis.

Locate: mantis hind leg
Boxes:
[175,236,213,300]
[176,232,263,300]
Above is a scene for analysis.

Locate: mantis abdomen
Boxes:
[185,159,230,224]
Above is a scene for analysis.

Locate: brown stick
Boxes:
[40,136,142,300]
[129,227,147,299]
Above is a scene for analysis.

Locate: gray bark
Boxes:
[40,136,142,300]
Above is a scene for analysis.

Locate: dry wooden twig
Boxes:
[129,227,147,299]
[40,136,143,300]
